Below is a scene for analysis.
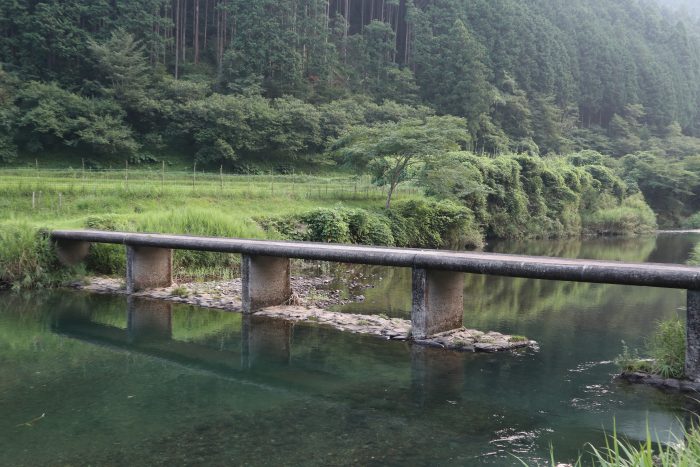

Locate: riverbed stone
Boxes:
[73,275,536,353]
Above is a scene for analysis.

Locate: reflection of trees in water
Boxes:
[488,235,658,262]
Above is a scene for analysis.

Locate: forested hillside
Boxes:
[2,0,700,228]
[2,0,700,164]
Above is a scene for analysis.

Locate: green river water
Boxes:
[1,233,699,465]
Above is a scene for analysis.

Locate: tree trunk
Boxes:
[175,0,180,78]
[385,181,397,209]
[194,0,200,64]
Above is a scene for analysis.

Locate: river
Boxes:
[1,233,699,465]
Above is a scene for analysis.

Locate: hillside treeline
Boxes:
[2,0,700,162]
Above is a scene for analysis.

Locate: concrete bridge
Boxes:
[51,229,700,380]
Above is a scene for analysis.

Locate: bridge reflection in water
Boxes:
[50,296,461,404]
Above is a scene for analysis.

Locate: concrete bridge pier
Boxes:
[686,290,700,381]
[242,254,291,313]
[127,296,173,343]
[411,268,465,339]
[55,239,91,266]
[126,245,173,294]
[241,315,293,368]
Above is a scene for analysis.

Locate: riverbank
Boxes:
[618,371,700,392]
[73,276,536,353]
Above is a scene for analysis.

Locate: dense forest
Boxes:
[2,0,700,229]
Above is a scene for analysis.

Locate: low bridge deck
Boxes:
[50,229,700,381]
[51,230,700,289]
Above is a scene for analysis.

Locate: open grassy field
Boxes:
[0,167,426,287]
[0,167,417,225]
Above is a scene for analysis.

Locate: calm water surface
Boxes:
[1,233,699,466]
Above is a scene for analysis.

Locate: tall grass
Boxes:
[0,222,82,289]
[584,423,700,466]
[616,318,686,379]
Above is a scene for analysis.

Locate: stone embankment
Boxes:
[74,276,537,353]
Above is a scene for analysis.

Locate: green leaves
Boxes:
[334,115,470,207]
[15,81,139,158]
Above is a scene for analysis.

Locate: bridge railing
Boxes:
[51,229,700,381]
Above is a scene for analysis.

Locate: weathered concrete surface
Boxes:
[687,289,700,381]
[51,230,700,289]
[411,269,464,339]
[55,239,90,266]
[126,246,172,294]
[127,296,173,343]
[73,277,536,352]
[241,315,292,368]
[242,255,291,313]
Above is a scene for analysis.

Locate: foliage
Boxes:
[1,0,700,170]
[334,115,470,208]
[682,213,700,229]
[0,223,81,289]
[420,151,656,239]
[14,81,139,158]
[258,200,483,250]
[544,422,700,466]
[582,195,658,237]
[615,319,686,379]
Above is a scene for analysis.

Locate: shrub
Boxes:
[389,199,483,249]
[583,195,657,236]
[682,212,700,229]
[258,201,484,249]
[647,319,685,379]
[0,222,81,289]
[300,209,351,243]
[84,215,128,275]
[615,318,685,379]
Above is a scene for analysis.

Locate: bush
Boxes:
[0,222,81,289]
[682,212,700,229]
[389,199,483,249]
[615,318,685,379]
[419,151,658,240]
[84,215,128,275]
[583,195,657,236]
[647,319,685,379]
[301,209,352,243]
[258,201,484,249]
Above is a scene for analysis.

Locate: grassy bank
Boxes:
[0,166,659,289]
[543,423,700,466]
[0,169,426,288]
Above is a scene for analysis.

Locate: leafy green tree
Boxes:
[414,18,492,130]
[15,81,138,158]
[89,30,151,101]
[0,67,18,162]
[334,115,470,208]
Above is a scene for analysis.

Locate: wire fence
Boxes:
[0,166,422,208]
